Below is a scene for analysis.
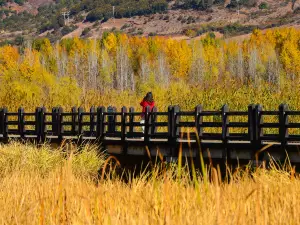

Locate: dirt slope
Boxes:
[64,0,300,40]
[4,0,53,14]
[1,0,300,42]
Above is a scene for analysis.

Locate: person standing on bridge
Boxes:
[140,92,155,133]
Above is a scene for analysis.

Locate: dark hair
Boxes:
[144,92,154,102]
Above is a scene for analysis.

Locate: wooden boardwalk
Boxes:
[1,104,300,164]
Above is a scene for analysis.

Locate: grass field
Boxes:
[0,142,299,224]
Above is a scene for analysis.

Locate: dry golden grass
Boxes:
[0,143,299,224]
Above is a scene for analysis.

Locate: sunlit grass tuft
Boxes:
[0,142,63,176]
[71,144,106,180]
[0,142,106,179]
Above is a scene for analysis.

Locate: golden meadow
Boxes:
[0,28,299,112]
[0,142,299,225]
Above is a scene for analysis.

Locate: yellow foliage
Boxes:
[0,28,300,113]
[165,39,192,78]
[103,33,117,54]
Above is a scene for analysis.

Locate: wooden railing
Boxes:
[0,104,299,150]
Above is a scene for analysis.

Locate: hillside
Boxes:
[0,0,300,44]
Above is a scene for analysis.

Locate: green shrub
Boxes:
[221,23,256,36]
[208,32,216,39]
[163,15,169,20]
[81,27,91,36]
[14,0,25,5]
[14,35,25,46]
[86,8,105,22]
[149,32,157,36]
[121,23,131,30]
[93,20,100,28]
[61,25,77,36]
[259,2,268,10]
[137,29,144,35]
[294,7,300,14]
[183,29,197,38]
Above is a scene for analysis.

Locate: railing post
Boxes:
[113,106,117,128]
[254,104,263,148]
[148,106,152,136]
[52,107,58,136]
[171,105,180,158]
[129,107,134,133]
[248,104,256,145]
[107,106,115,133]
[2,108,8,141]
[221,104,229,161]
[3,108,8,141]
[173,105,180,139]
[121,106,127,153]
[121,106,127,140]
[0,108,3,140]
[279,104,289,148]
[96,106,105,141]
[194,104,203,165]
[168,106,174,144]
[195,105,203,137]
[71,107,78,135]
[41,107,46,143]
[78,107,84,143]
[57,107,63,143]
[35,107,41,143]
[18,107,25,140]
[221,104,229,142]
[0,108,6,142]
[144,106,150,143]
[90,106,96,136]
[151,106,158,135]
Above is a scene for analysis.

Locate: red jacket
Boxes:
[140,99,155,118]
